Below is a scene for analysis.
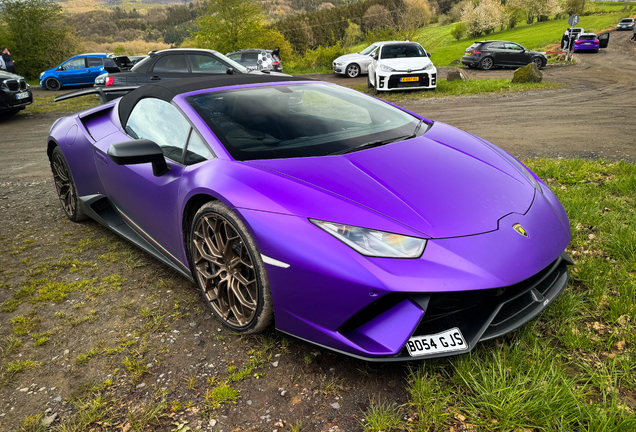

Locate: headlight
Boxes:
[380,64,395,72]
[40,72,44,78]
[310,219,427,258]
[423,64,434,71]
[336,62,343,66]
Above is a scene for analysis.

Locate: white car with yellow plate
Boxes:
[368,42,437,93]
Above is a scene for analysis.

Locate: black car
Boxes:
[94,48,271,95]
[617,18,635,31]
[226,48,283,72]
[462,40,546,70]
[0,70,33,117]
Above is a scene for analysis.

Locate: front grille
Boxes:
[5,79,19,91]
[388,74,430,89]
[19,79,26,90]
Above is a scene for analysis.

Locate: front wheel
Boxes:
[190,201,273,334]
[50,146,86,222]
[479,57,494,70]
[531,57,544,69]
[45,78,62,91]
[346,63,360,78]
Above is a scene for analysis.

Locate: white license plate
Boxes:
[16,92,29,100]
[406,327,466,357]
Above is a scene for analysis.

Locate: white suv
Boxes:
[368,42,437,93]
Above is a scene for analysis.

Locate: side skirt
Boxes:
[79,194,194,281]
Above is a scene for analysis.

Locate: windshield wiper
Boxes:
[330,135,414,155]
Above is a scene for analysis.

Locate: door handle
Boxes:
[150,76,161,80]
[95,150,108,164]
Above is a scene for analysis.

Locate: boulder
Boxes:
[447,67,469,82]
[450,58,462,65]
[556,53,567,61]
[512,63,543,84]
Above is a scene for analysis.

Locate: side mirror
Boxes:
[107,139,169,177]
[57,66,65,71]
[226,67,235,75]
[372,54,378,61]
[427,52,432,58]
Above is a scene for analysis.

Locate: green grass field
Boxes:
[363,159,636,431]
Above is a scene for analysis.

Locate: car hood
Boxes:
[380,57,434,71]
[0,70,22,80]
[247,122,535,238]
[334,53,369,63]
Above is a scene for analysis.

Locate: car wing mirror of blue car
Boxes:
[57,66,65,71]
[107,139,170,177]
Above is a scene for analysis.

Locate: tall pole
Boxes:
[566,22,574,61]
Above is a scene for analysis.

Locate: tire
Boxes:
[190,201,273,334]
[45,78,61,91]
[531,57,544,69]
[345,63,361,78]
[50,146,87,222]
[479,57,494,70]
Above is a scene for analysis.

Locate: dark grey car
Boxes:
[461,41,546,70]
[0,70,33,117]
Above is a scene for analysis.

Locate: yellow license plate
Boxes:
[400,77,419,82]
[465,52,472,55]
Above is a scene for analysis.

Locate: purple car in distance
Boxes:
[48,75,572,361]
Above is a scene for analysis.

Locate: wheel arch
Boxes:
[47,138,59,161]
[182,193,218,269]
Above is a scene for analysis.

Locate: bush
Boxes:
[343,20,364,47]
[287,44,344,69]
[450,22,466,41]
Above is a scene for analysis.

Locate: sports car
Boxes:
[48,75,572,361]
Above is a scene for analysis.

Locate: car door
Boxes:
[360,45,378,73]
[504,43,527,66]
[58,58,88,85]
[599,33,610,49]
[188,53,232,74]
[92,97,192,260]
[485,42,507,66]
[85,57,105,84]
[147,54,190,83]
[368,51,379,84]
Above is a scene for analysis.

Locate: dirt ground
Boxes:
[0,31,635,431]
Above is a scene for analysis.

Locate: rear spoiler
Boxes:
[54,86,139,104]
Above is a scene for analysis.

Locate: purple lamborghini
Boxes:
[48,75,572,361]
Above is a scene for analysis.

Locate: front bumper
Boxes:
[375,71,437,91]
[333,63,346,75]
[0,82,33,112]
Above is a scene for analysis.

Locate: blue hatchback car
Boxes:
[40,53,111,91]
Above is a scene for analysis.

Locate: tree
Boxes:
[508,0,561,24]
[562,0,585,16]
[343,19,363,47]
[0,0,82,79]
[449,21,466,40]
[195,0,265,54]
[461,0,507,36]
[395,0,432,40]
[362,4,394,32]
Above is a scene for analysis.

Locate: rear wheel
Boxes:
[479,57,494,70]
[531,57,544,69]
[346,63,360,78]
[190,201,273,334]
[45,78,61,91]
[50,146,86,222]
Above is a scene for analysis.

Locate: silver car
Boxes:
[333,41,403,78]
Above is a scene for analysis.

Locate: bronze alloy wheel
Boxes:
[191,202,273,333]
[50,146,85,222]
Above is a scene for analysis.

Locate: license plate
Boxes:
[465,52,472,55]
[406,327,466,357]
[16,92,29,100]
[400,77,419,82]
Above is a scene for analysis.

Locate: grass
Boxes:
[364,159,636,431]
[24,92,100,114]
[354,78,564,102]
[203,384,240,409]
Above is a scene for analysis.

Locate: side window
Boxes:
[152,55,189,73]
[87,57,103,67]
[188,54,228,73]
[504,43,523,51]
[488,42,504,49]
[64,58,86,70]
[184,131,214,165]
[227,53,242,62]
[243,52,259,64]
[125,98,191,164]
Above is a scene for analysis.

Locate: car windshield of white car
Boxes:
[186,83,430,161]
[359,45,377,55]
[381,45,426,59]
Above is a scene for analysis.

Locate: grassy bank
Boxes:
[364,159,636,431]
[24,93,100,114]
[355,79,564,102]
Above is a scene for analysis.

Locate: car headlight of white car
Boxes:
[423,64,434,71]
[335,62,343,66]
[380,64,395,72]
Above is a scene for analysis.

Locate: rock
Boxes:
[19,388,28,392]
[450,58,462,65]
[329,402,341,409]
[190,322,197,328]
[40,413,57,427]
[209,419,217,426]
[271,361,279,368]
[246,400,252,406]
[53,396,62,402]
[280,390,287,396]
[146,363,153,368]
[446,67,469,82]
[512,63,543,84]
[136,383,146,389]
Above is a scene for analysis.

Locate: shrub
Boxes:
[450,22,466,41]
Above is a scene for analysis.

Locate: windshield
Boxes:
[621,19,633,23]
[186,83,428,161]
[213,51,248,73]
[380,44,426,59]
[359,45,377,55]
